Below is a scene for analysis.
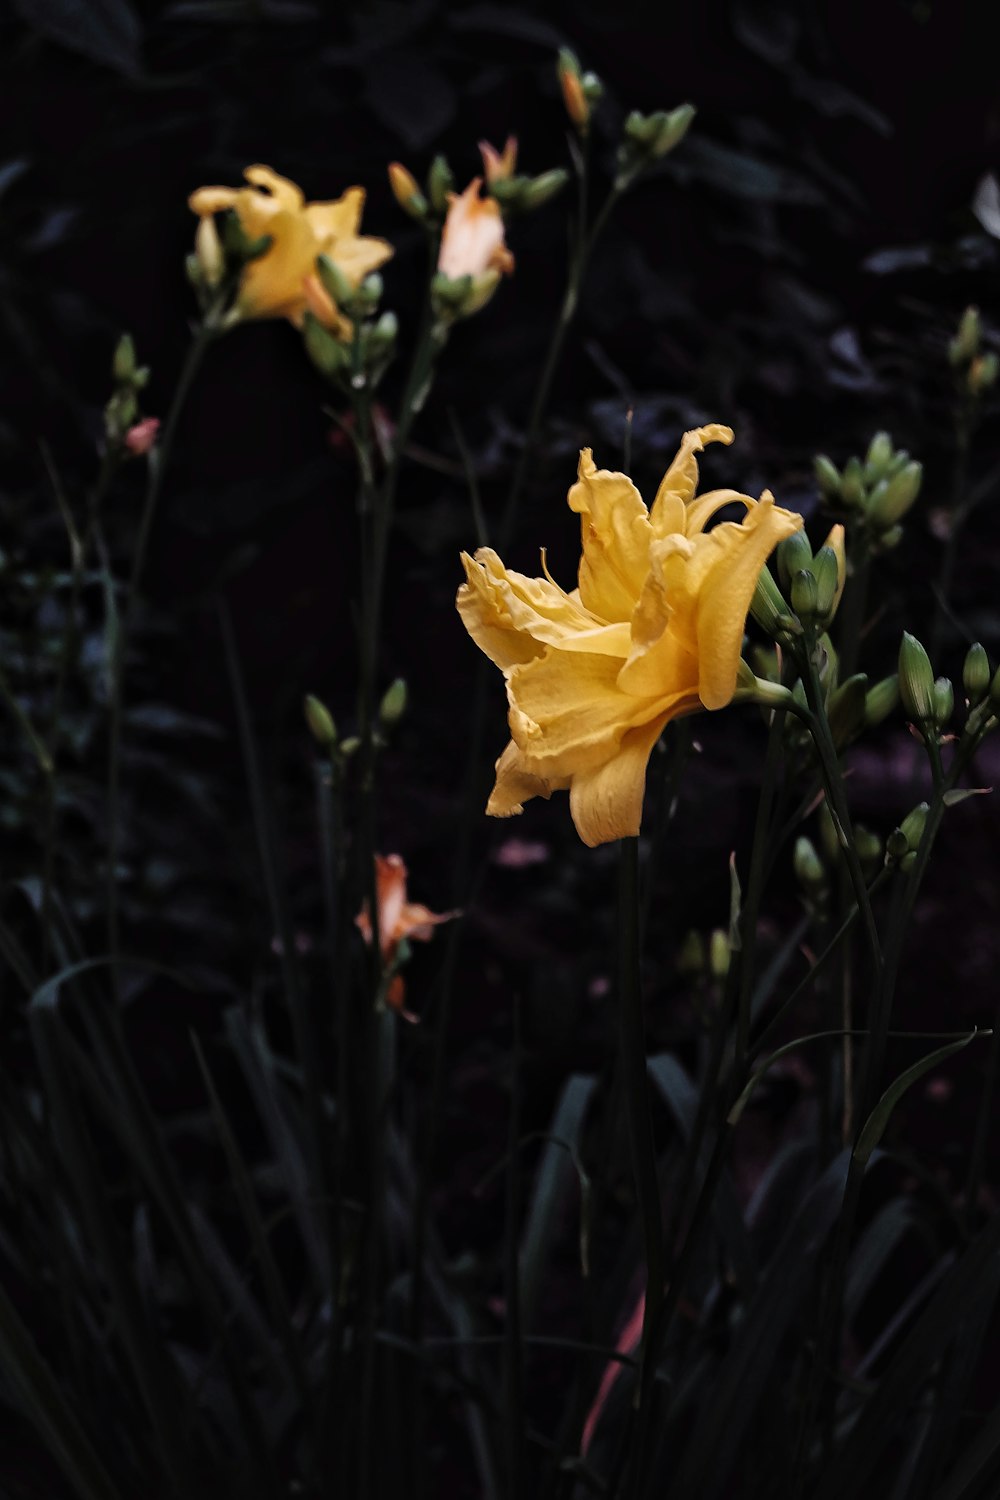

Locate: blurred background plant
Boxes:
[2,2,1000,1498]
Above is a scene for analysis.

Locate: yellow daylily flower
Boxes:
[188,165,392,333]
[456,426,803,847]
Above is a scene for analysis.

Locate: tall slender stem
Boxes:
[616,836,665,1491]
[105,321,214,989]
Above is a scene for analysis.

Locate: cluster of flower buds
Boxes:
[104,333,156,453]
[616,103,696,189]
[794,803,882,912]
[556,48,604,134]
[885,803,929,873]
[185,208,271,318]
[751,524,846,646]
[390,148,566,230]
[302,256,397,389]
[676,927,731,982]
[948,305,998,399]
[304,675,408,763]
[814,432,923,551]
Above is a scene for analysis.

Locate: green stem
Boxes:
[736,711,785,1066]
[616,837,665,1489]
[929,408,972,662]
[838,541,871,680]
[105,320,215,992]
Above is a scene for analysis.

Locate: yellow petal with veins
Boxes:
[650,423,734,525]
[568,450,652,622]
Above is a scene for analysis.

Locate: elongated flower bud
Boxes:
[949,305,981,366]
[777,530,813,591]
[931,676,954,728]
[794,836,827,898]
[427,155,454,214]
[864,674,899,728]
[812,540,843,623]
[558,48,589,129]
[388,162,428,219]
[899,632,935,722]
[868,461,923,528]
[814,453,841,496]
[790,568,819,620]
[195,215,225,286]
[379,677,408,726]
[964,643,991,704]
[863,430,893,485]
[304,694,337,748]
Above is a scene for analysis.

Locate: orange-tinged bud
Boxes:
[388,161,427,219]
[560,66,589,129]
[479,135,518,184]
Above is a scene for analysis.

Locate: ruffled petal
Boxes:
[567,450,653,623]
[507,650,679,778]
[487,740,568,818]
[683,487,755,539]
[568,714,673,847]
[327,234,395,287]
[237,207,318,320]
[650,424,734,525]
[693,492,803,709]
[244,165,304,212]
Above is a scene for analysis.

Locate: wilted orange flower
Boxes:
[479,136,518,184]
[457,426,803,847]
[356,854,455,1016]
[438,178,514,280]
[188,165,392,333]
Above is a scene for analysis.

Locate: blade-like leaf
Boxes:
[855,1030,981,1166]
[519,1073,597,1332]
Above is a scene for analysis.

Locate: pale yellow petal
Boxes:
[244,165,304,211]
[487,740,568,818]
[189,186,238,216]
[650,424,734,525]
[306,187,366,244]
[327,234,395,287]
[567,450,653,623]
[237,207,318,320]
[569,714,675,847]
[457,550,630,667]
[457,552,546,672]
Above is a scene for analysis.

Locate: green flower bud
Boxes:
[316,254,357,314]
[814,454,842,496]
[304,694,337,749]
[749,563,789,638]
[885,827,910,863]
[969,351,999,396]
[379,676,407,726]
[367,310,398,360]
[898,633,935,722]
[864,674,900,728]
[878,523,904,550]
[427,154,454,214]
[651,102,695,157]
[580,70,604,103]
[867,461,923,529]
[949,305,981,366]
[899,801,930,852]
[623,110,659,146]
[885,448,911,477]
[777,530,814,591]
[827,673,869,748]
[840,457,867,511]
[794,835,826,897]
[964,643,991,705]
[812,545,841,622]
[677,930,706,976]
[931,676,954,728]
[302,311,351,381]
[854,825,883,880]
[520,167,569,211]
[112,333,136,384]
[360,272,383,310]
[864,430,894,485]
[791,568,819,620]
[709,928,730,980]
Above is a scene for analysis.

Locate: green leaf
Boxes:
[519,1074,597,1332]
[854,1029,981,1165]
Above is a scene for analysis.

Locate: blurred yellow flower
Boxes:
[438,178,514,279]
[457,427,803,846]
[188,165,392,333]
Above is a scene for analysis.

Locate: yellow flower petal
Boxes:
[237,206,319,320]
[487,740,569,818]
[569,715,676,847]
[567,450,652,622]
[306,186,366,241]
[688,492,802,709]
[189,186,238,216]
[507,650,678,778]
[327,234,394,287]
[650,423,734,523]
[684,487,755,538]
[244,164,304,211]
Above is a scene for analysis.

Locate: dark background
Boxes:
[2,0,1000,1486]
